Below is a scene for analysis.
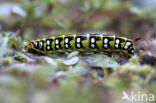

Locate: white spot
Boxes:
[91,44,95,48]
[126,42,131,46]
[47,40,50,45]
[77,44,81,48]
[124,46,128,49]
[104,44,108,48]
[65,38,69,43]
[104,38,108,43]
[31,43,34,47]
[76,38,81,43]
[91,38,95,43]
[40,41,43,46]
[65,44,69,48]
[116,39,120,44]
[47,46,50,50]
[115,44,119,48]
[131,50,134,53]
[55,39,59,44]
[56,45,59,49]
[35,42,38,46]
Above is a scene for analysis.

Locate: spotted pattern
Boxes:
[123,40,132,50]
[89,34,101,49]
[46,39,53,51]
[29,42,33,47]
[26,34,136,56]
[55,37,63,50]
[39,40,44,51]
[103,37,114,49]
[103,38,109,48]
[64,36,74,49]
[114,37,125,49]
[75,35,87,49]
[128,48,134,54]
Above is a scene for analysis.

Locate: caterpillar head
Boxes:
[123,38,141,55]
[128,38,141,54]
[25,41,43,55]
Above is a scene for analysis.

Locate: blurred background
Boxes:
[0,0,156,103]
[0,0,156,40]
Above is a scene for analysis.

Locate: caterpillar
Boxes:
[25,34,140,56]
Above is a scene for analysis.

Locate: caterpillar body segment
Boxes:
[25,34,135,55]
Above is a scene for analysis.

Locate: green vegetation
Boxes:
[0,0,156,103]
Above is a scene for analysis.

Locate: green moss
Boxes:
[33,65,55,87]
[149,82,156,92]
[1,32,6,37]
[129,55,139,64]
[138,65,151,75]
[2,57,12,65]
[114,60,152,77]
[57,60,69,71]
[106,78,130,91]
[13,54,27,63]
